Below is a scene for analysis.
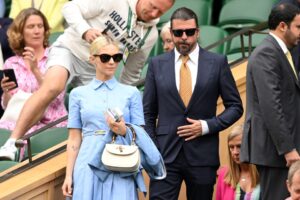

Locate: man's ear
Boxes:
[278,21,288,32]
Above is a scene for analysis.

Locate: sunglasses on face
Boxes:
[171,28,197,37]
[94,53,123,63]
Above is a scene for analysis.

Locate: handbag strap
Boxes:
[111,123,137,145]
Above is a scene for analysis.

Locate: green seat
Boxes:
[49,31,63,45]
[198,25,228,54]
[226,31,267,62]
[222,0,234,6]
[0,160,18,172]
[218,0,274,33]
[228,32,267,54]
[30,127,68,156]
[158,0,212,29]
[0,128,11,147]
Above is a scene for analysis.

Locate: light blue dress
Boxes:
[68,77,146,200]
[0,0,5,18]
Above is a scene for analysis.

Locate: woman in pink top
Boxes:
[216,124,260,200]
[0,8,67,160]
[286,161,300,200]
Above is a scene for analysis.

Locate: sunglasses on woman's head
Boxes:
[171,28,197,37]
[94,53,123,63]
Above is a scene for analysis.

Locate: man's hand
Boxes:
[177,117,202,141]
[83,28,102,43]
[284,149,300,167]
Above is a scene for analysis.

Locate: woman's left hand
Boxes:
[23,46,38,72]
[106,116,127,136]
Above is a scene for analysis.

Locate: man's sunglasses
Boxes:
[94,53,123,63]
[172,28,197,37]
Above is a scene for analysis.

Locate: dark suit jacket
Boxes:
[143,47,243,167]
[240,35,300,167]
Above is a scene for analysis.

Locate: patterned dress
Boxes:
[0,48,67,132]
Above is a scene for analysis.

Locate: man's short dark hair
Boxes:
[268,3,300,30]
[170,7,198,29]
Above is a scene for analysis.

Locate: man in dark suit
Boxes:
[277,0,300,73]
[240,3,300,200]
[143,7,243,200]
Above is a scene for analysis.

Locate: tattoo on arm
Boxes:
[71,145,79,151]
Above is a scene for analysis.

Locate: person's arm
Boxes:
[143,58,159,142]
[23,47,43,85]
[10,65,68,139]
[62,128,82,197]
[62,88,83,197]
[1,59,17,108]
[62,0,105,41]
[206,56,243,133]
[1,76,13,108]
[129,88,145,126]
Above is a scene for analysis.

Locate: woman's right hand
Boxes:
[1,76,16,93]
[62,176,73,197]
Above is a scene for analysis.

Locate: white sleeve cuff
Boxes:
[200,120,209,135]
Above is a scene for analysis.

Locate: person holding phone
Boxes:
[0,8,67,161]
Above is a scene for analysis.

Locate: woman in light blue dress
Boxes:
[62,35,165,199]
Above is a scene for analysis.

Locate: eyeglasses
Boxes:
[94,53,123,63]
[171,28,197,37]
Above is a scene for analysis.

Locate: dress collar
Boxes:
[91,77,118,90]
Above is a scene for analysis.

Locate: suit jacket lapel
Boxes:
[268,36,300,89]
[162,52,186,109]
[187,48,213,110]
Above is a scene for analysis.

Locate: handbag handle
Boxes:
[111,123,136,145]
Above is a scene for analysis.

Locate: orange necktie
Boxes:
[179,55,192,107]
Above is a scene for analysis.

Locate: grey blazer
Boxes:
[240,35,300,167]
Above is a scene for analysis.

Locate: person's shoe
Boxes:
[0,144,17,161]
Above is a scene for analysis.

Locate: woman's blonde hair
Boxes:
[90,35,119,55]
[224,124,260,188]
[288,160,300,185]
[7,8,50,55]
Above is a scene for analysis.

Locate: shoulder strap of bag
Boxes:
[111,123,136,145]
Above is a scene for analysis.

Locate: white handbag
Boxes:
[102,124,140,172]
[0,90,32,122]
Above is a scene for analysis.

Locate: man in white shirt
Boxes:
[0,0,174,161]
[143,7,243,200]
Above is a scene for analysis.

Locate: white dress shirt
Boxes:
[174,45,209,135]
